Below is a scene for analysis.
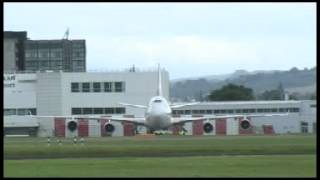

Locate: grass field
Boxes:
[4,134,316,177]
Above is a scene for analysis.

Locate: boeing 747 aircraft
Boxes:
[31,65,288,134]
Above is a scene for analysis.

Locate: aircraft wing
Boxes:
[118,102,147,109]
[170,102,200,109]
[29,115,146,125]
[81,116,146,125]
[171,113,289,124]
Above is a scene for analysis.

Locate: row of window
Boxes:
[25,49,63,59]
[71,82,125,93]
[26,60,64,66]
[172,108,300,115]
[4,108,37,116]
[71,107,125,115]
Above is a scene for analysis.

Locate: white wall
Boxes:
[36,72,62,116]
[226,118,239,135]
[89,120,101,137]
[4,73,37,109]
[37,117,55,137]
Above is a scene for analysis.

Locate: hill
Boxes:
[170,67,316,101]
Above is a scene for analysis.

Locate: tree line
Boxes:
[205,83,316,101]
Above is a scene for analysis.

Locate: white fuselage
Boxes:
[145,96,172,130]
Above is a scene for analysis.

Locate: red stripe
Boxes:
[78,119,89,137]
[216,119,226,135]
[54,118,65,137]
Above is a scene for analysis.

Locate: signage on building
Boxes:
[4,75,16,88]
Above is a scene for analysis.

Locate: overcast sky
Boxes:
[4,2,316,79]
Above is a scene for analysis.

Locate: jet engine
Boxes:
[203,122,214,133]
[104,122,115,133]
[67,120,78,132]
[240,118,251,130]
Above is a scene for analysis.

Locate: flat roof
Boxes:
[196,101,302,105]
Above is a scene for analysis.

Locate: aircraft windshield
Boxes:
[153,99,162,103]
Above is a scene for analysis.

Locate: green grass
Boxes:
[4,155,316,177]
[3,134,316,177]
[4,134,316,159]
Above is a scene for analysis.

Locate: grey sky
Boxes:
[4,2,316,79]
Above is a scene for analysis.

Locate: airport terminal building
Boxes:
[4,71,316,137]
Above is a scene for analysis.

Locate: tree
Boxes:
[310,93,316,100]
[259,90,282,100]
[289,93,299,100]
[277,82,285,100]
[289,67,299,72]
[258,82,285,100]
[207,83,255,101]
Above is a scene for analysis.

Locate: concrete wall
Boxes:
[3,39,17,72]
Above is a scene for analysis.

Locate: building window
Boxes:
[51,51,62,58]
[4,109,16,116]
[71,83,80,92]
[83,108,93,114]
[185,110,191,115]
[236,109,241,114]
[28,108,37,115]
[271,108,277,113]
[38,49,49,59]
[82,82,90,92]
[72,108,82,115]
[206,110,213,114]
[199,110,205,114]
[104,82,112,92]
[115,107,125,114]
[177,110,184,115]
[301,122,308,133]
[93,108,103,114]
[279,108,285,112]
[227,109,234,114]
[93,82,101,92]
[264,109,271,113]
[105,108,114,114]
[39,61,49,68]
[290,108,299,113]
[249,109,256,113]
[17,109,28,115]
[192,110,200,114]
[115,82,124,92]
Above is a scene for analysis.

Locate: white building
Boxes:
[172,100,316,135]
[4,70,169,137]
[4,71,316,137]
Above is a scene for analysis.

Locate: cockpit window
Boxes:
[153,99,162,103]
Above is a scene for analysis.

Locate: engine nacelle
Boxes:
[67,120,78,132]
[104,123,115,133]
[240,119,251,130]
[203,122,214,133]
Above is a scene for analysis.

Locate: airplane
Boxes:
[30,64,289,135]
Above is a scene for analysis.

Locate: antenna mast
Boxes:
[62,27,69,40]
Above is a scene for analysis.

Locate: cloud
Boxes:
[87,35,262,70]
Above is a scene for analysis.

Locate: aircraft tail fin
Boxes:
[157,64,162,96]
